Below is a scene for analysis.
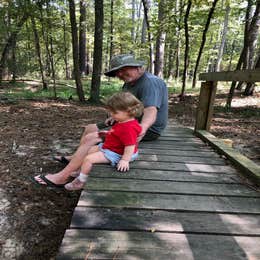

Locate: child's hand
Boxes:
[117,160,129,172]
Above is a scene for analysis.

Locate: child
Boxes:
[64,92,143,191]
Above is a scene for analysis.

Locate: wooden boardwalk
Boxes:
[57,124,260,259]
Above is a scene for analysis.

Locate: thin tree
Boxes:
[181,0,192,98]
[244,3,260,96]
[131,0,136,43]
[90,0,104,103]
[192,0,219,88]
[62,11,70,79]
[109,0,114,63]
[79,0,86,75]
[31,16,47,90]
[0,13,29,84]
[154,0,166,77]
[68,0,85,102]
[214,2,230,71]
[142,0,153,72]
[226,0,253,107]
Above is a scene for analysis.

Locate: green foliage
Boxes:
[0,0,258,100]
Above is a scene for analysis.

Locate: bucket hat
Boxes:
[104,54,145,77]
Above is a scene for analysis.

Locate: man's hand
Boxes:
[117,159,130,172]
[138,106,157,142]
[105,117,115,126]
[137,124,149,142]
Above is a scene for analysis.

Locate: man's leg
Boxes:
[54,123,99,162]
[141,129,160,141]
[35,132,102,185]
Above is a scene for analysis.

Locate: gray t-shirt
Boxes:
[123,72,168,134]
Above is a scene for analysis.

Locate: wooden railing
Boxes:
[195,68,260,131]
[194,69,260,185]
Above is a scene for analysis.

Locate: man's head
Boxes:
[104,54,145,83]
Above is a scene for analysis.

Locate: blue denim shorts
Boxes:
[98,143,138,167]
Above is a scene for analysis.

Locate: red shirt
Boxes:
[102,119,142,155]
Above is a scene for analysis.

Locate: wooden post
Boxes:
[195,81,217,131]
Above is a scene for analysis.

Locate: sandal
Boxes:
[53,156,70,165]
[30,174,65,188]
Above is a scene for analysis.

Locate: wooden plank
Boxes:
[138,154,225,165]
[156,135,197,140]
[195,130,260,185]
[153,136,204,142]
[85,178,259,197]
[71,207,260,235]
[138,142,212,150]
[78,191,260,213]
[199,68,260,82]
[91,168,240,184]
[139,140,205,146]
[139,148,220,157]
[164,126,194,133]
[95,161,237,173]
[57,230,260,260]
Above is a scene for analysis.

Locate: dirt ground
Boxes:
[0,91,259,259]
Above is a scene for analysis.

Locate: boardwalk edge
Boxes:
[194,130,260,186]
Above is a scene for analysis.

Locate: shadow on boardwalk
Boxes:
[57,125,260,259]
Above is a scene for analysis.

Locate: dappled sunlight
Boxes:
[155,232,194,258]
[185,163,233,173]
[220,214,260,234]
[150,221,184,232]
[233,236,260,260]
[31,102,72,108]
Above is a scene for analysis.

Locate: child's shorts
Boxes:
[98,143,138,167]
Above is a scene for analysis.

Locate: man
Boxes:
[33,54,168,187]
[104,54,168,141]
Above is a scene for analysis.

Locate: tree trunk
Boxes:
[192,0,219,88]
[131,0,136,43]
[31,16,47,90]
[0,13,28,84]
[174,0,183,79]
[215,3,230,71]
[228,39,236,70]
[181,0,192,98]
[154,0,166,77]
[79,0,87,75]
[68,0,85,102]
[166,41,175,79]
[244,3,260,96]
[11,36,17,82]
[90,0,104,103]
[109,0,114,62]
[142,0,153,72]
[236,0,255,90]
[245,2,260,70]
[62,14,70,79]
[226,0,257,106]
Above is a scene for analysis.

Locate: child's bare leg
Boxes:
[65,150,109,191]
[70,145,100,177]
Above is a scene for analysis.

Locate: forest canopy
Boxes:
[0,0,259,103]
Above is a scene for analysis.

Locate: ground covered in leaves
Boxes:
[0,90,259,259]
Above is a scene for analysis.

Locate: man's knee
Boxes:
[83,124,98,136]
[81,131,100,145]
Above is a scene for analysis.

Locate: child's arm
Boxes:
[117,145,135,172]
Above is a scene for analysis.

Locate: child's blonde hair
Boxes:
[105,92,144,117]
